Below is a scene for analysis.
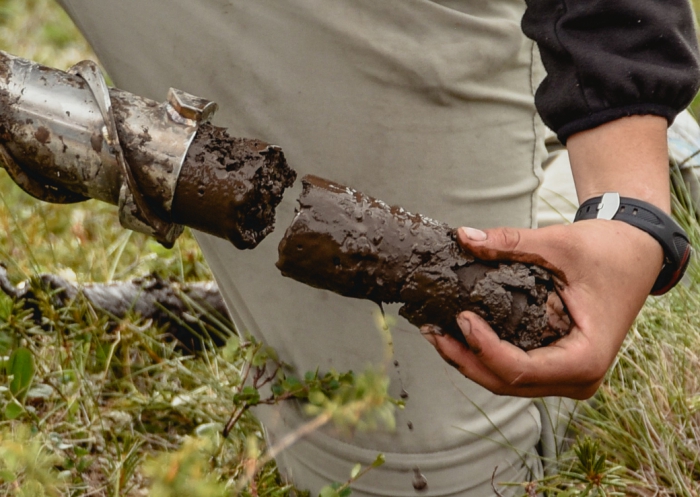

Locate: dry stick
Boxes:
[491,467,506,497]
[234,411,333,495]
[237,390,391,493]
[277,175,572,351]
[0,265,232,349]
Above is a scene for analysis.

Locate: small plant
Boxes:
[144,436,228,497]
[3,346,36,419]
[317,455,385,497]
[0,425,64,496]
[507,437,628,497]
[559,437,628,495]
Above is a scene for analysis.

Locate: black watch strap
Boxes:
[574,193,692,295]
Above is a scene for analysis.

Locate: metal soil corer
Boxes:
[0,50,217,247]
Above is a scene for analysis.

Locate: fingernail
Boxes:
[461,227,487,241]
[457,314,471,338]
[457,316,479,352]
[420,324,443,346]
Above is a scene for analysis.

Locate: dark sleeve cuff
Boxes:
[523,0,700,144]
[556,104,678,144]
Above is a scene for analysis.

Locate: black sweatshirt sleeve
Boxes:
[522,0,700,144]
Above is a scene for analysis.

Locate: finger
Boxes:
[547,291,572,332]
[450,312,605,399]
[457,225,572,282]
[421,314,608,399]
[421,324,510,388]
[428,332,599,399]
[421,317,552,395]
[455,312,533,384]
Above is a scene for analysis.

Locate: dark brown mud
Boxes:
[276,175,572,351]
[172,123,296,249]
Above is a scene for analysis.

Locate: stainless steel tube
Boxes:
[0,50,217,246]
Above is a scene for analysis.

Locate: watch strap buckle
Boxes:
[596,192,621,220]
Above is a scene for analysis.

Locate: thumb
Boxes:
[457,225,570,281]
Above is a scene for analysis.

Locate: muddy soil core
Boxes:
[172,123,296,249]
[277,175,572,351]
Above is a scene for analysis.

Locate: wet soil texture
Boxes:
[172,123,297,249]
[276,175,572,351]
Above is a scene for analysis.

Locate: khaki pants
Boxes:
[59,1,573,494]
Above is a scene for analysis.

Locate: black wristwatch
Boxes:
[574,193,692,295]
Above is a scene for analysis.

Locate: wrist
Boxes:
[568,115,671,213]
[574,193,691,295]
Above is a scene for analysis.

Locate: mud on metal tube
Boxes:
[0,50,295,249]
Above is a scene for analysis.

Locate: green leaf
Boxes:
[284,376,301,388]
[4,400,23,419]
[371,453,385,468]
[0,469,16,483]
[74,446,89,457]
[233,385,260,405]
[319,486,340,497]
[308,389,326,406]
[221,336,240,362]
[350,463,362,480]
[77,456,93,472]
[8,347,35,402]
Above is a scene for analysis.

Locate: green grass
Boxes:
[0,0,206,284]
[0,0,94,70]
[2,1,700,496]
[0,5,396,492]
[0,2,317,495]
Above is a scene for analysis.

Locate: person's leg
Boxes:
[58,1,547,494]
[537,131,577,227]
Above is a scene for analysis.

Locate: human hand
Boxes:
[421,219,663,400]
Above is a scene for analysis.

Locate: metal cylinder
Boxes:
[0,50,217,247]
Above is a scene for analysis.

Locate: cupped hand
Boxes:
[421,219,664,400]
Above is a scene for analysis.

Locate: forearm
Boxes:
[566,115,671,212]
[566,115,668,291]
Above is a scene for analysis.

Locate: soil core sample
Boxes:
[276,175,572,351]
[172,123,297,249]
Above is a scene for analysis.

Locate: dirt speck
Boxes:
[412,467,428,491]
[90,132,103,153]
[34,126,50,144]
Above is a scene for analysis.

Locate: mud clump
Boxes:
[172,123,296,249]
[276,175,572,351]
